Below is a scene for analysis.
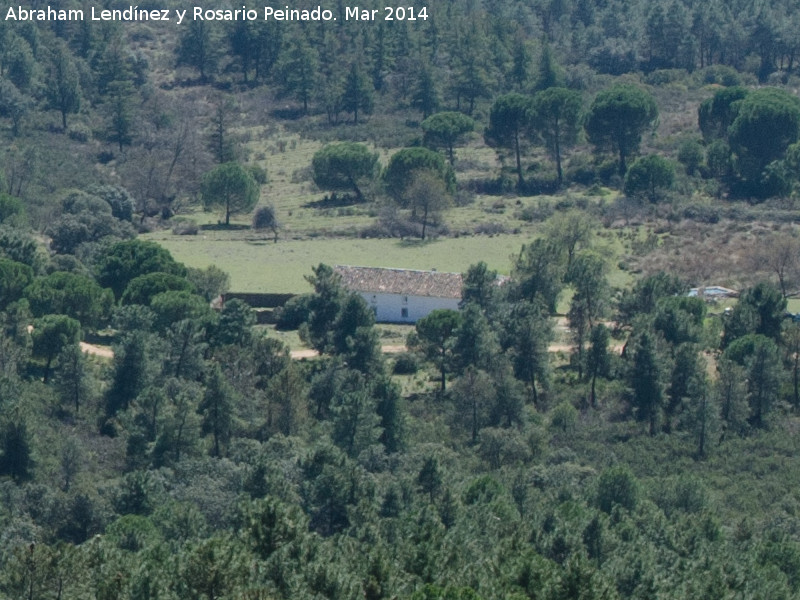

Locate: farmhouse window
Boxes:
[401,308,409,318]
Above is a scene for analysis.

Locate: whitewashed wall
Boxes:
[358,292,460,323]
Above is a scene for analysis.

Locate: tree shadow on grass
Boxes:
[395,237,440,248]
[200,224,251,231]
[303,193,362,209]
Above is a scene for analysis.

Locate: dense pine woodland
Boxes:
[4,1,800,598]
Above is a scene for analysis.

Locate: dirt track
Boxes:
[81,341,622,361]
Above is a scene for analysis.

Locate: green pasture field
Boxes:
[144,233,529,293]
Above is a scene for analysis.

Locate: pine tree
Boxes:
[630,332,664,435]
[0,419,33,482]
[341,63,374,124]
[199,364,235,457]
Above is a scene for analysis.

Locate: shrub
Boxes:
[624,155,676,202]
[596,466,639,514]
[677,139,704,176]
[274,294,311,330]
[392,353,419,375]
[172,219,199,235]
[247,164,269,185]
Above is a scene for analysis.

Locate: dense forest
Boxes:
[4,0,800,598]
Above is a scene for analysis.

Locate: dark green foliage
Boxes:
[485,93,533,187]
[418,456,443,503]
[200,363,235,457]
[728,88,800,195]
[229,20,282,84]
[723,282,786,347]
[330,370,381,458]
[0,226,41,271]
[451,303,499,375]
[275,294,312,330]
[186,265,230,303]
[92,185,135,222]
[374,377,405,453]
[587,324,611,407]
[505,302,552,405]
[668,343,703,419]
[201,162,260,226]
[411,67,440,118]
[414,309,462,393]
[652,296,706,347]
[698,86,748,141]
[584,84,658,175]
[121,272,194,306]
[46,41,81,129]
[341,63,374,124]
[677,139,704,175]
[104,79,135,152]
[724,334,782,428]
[31,314,80,383]
[566,251,609,378]
[302,264,346,353]
[513,238,565,313]
[176,20,220,82]
[535,42,564,91]
[150,290,215,333]
[279,34,318,113]
[530,87,582,186]
[629,331,664,435]
[240,496,307,559]
[213,298,255,347]
[383,147,456,201]
[25,272,113,329]
[105,331,161,417]
[312,142,380,202]
[53,342,93,414]
[461,262,499,314]
[332,296,383,374]
[623,155,676,202]
[596,466,638,514]
[47,206,135,257]
[617,272,687,327]
[421,112,476,165]
[98,240,186,300]
[0,257,33,310]
[0,419,33,482]
[0,194,24,225]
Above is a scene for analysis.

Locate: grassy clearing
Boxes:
[144,233,531,293]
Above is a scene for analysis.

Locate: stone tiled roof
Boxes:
[334,265,463,299]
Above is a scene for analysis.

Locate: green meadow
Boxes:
[145,233,528,293]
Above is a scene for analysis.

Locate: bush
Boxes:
[624,155,676,202]
[644,69,688,86]
[677,139,704,176]
[252,205,280,241]
[550,401,578,433]
[698,65,742,87]
[274,294,311,330]
[68,123,91,142]
[517,200,555,223]
[596,466,639,514]
[392,352,419,375]
[248,164,269,185]
[172,219,199,235]
[566,154,597,185]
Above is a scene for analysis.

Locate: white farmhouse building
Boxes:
[334,265,462,323]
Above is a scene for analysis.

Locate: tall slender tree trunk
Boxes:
[554,126,563,186]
